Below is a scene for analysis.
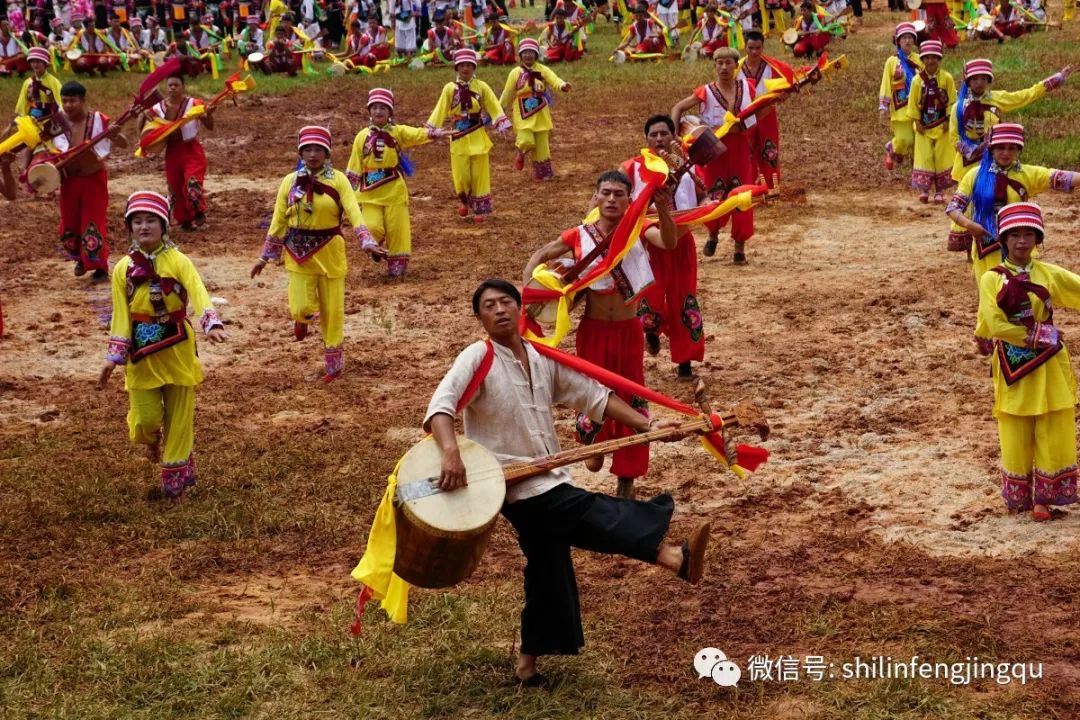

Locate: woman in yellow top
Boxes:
[425,47,511,224]
[878,22,921,173]
[948,59,1071,186]
[946,123,1078,285]
[498,38,571,183]
[975,202,1080,521]
[905,40,956,204]
[251,126,378,383]
[346,88,445,279]
[99,190,227,500]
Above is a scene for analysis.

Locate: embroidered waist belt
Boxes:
[285,226,342,263]
[130,311,189,363]
[361,167,400,191]
[451,114,483,139]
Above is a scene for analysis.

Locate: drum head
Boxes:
[327,62,346,75]
[906,0,921,8]
[247,51,265,64]
[408,56,426,70]
[396,436,505,534]
[65,48,83,61]
[612,50,626,64]
[912,19,927,33]
[975,15,992,30]
[27,160,60,194]
[782,28,799,45]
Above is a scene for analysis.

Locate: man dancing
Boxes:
[671,46,758,264]
[52,81,130,281]
[523,170,678,499]
[425,278,710,686]
[625,115,705,380]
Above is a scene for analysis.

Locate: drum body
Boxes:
[612,49,626,64]
[26,154,60,194]
[781,27,798,45]
[393,436,506,589]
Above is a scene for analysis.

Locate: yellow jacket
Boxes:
[15,73,62,117]
[878,52,922,122]
[499,63,567,133]
[906,68,956,140]
[948,163,1062,249]
[263,167,368,278]
[426,78,509,157]
[948,81,1048,181]
[106,245,222,390]
[346,123,433,207]
[977,259,1080,417]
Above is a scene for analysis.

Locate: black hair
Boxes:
[168,72,185,84]
[643,114,675,137]
[282,12,295,22]
[744,30,764,43]
[60,81,86,98]
[596,169,632,192]
[472,279,521,315]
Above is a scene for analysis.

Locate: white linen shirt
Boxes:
[424,339,612,503]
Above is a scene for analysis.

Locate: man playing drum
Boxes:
[425,278,711,687]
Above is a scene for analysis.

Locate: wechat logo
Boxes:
[694,648,742,687]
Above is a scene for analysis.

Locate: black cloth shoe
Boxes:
[677,361,692,378]
[703,237,718,257]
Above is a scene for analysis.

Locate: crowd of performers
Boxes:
[0,0,897,79]
[874,14,1080,522]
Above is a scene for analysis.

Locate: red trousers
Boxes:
[750,108,780,188]
[0,56,29,75]
[546,44,583,62]
[634,38,663,53]
[698,132,754,242]
[164,137,207,224]
[793,31,830,57]
[640,232,705,364]
[925,3,959,47]
[701,39,727,55]
[350,52,377,67]
[59,168,109,273]
[373,45,390,61]
[575,315,649,478]
[484,43,515,64]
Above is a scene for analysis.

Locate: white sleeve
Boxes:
[92,113,111,159]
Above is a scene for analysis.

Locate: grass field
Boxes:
[2,4,1080,719]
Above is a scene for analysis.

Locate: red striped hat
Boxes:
[518,38,540,56]
[894,22,917,40]
[27,47,50,64]
[201,14,214,23]
[246,15,260,24]
[130,16,143,26]
[71,12,85,21]
[454,48,478,66]
[367,87,394,110]
[964,58,993,81]
[997,202,1044,237]
[918,40,942,58]
[988,122,1025,148]
[125,191,171,223]
[298,125,332,152]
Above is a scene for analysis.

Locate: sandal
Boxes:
[677,522,711,585]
